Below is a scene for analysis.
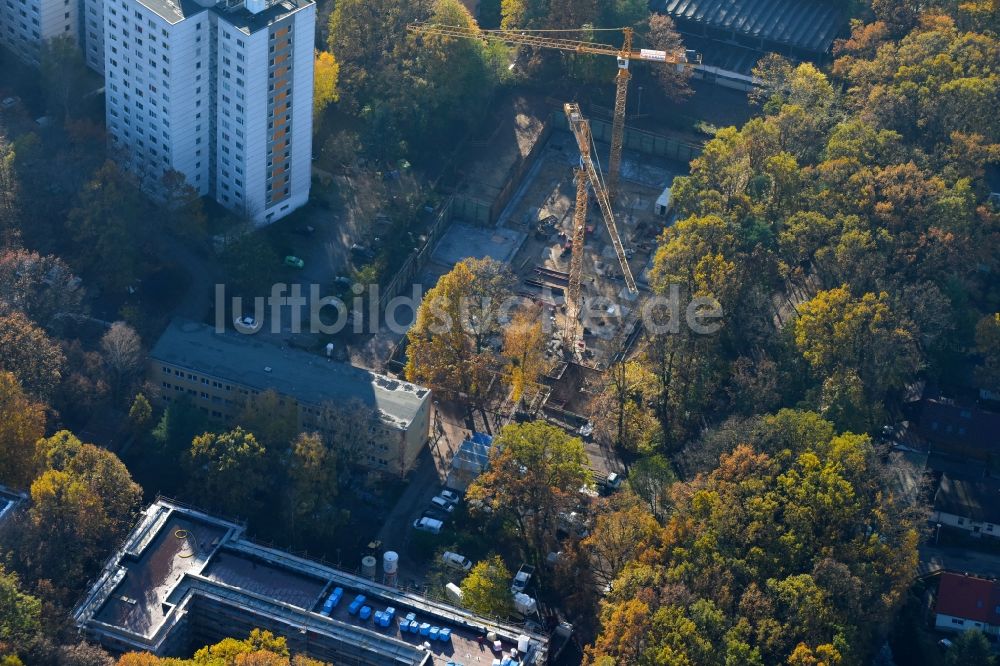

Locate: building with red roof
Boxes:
[934,572,1000,637]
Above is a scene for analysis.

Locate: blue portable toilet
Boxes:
[439,628,452,642]
[359,605,372,620]
[429,627,440,641]
[419,622,431,636]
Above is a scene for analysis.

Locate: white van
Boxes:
[413,517,443,534]
[441,551,472,571]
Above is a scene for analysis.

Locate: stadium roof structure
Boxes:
[654,0,845,54]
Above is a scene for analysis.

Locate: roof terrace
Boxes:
[75,500,548,665]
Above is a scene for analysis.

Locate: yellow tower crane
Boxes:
[563,102,637,347]
[406,22,699,200]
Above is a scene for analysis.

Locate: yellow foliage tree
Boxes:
[312,51,339,118]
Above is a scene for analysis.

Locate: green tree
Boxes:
[627,453,675,518]
[460,555,514,617]
[0,565,42,658]
[467,421,589,554]
[128,393,153,433]
[945,630,995,666]
[39,35,88,121]
[186,427,267,517]
[220,232,279,296]
[66,161,151,293]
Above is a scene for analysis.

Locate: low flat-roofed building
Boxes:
[74,499,549,664]
[148,319,431,475]
[934,572,1000,637]
[932,473,1000,538]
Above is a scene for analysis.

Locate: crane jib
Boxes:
[639,49,668,62]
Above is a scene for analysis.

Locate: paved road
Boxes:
[919,544,1000,578]
[375,402,472,584]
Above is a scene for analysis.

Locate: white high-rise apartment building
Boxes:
[0,0,78,64]
[103,0,314,225]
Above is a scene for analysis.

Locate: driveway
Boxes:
[919,544,1000,578]
[376,402,472,584]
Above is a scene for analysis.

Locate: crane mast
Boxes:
[407,22,699,200]
[561,102,638,347]
[565,168,588,346]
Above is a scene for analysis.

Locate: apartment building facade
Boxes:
[147,319,432,476]
[102,0,313,225]
[0,0,78,64]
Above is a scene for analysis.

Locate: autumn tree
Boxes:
[501,304,547,403]
[646,14,693,101]
[974,313,1000,393]
[581,499,661,585]
[101,322,143,402]
[467,421,589,555]
[285,432,340,541]
[794,286,920,430]
[116,630,330,666]
[11,432,141,595]
[405,257,516,401]
[590,360,661,453]
[186,427,267,517]
[234,389,298,453]
[0,250,84,327]
[0,310,65,399]
[0,372,45,489]
[586,411,922,666]
[313,51,340,120]
[128,393,153,434]
[460,555,514,617]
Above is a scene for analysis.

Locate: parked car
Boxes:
[440,551,472,572]
[605,472,623,490]
[510,564,535,594]
[284,255,305,269]
[412,517,442,534]
[430,496,455,513]
[439,489,461,504]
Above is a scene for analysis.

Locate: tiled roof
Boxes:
[935,572,1000,625]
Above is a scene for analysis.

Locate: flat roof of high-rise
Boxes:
[74,500,549,665]
[137,0,313,34]
[150,319,430,431]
